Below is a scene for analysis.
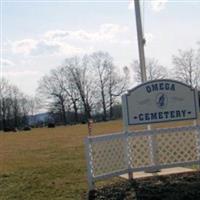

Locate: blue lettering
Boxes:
[151,113,157,120]
[171,84,175,91]
[164,111,169,119]
[182,110,186,117]
[165,83,170,90]
[145,113,150,121]
[138,109,188,122]
[152,84,158,91]
[176,110,181,118]
[146,86,151,93]
[139,114,144,121]
[158,112,163,119]
[170,111,175,118]
[145,82,175,93]
[160,83,164,90]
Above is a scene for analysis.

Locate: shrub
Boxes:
[4,127,17,132]
[48,123,55,128]
[23,127,31,131]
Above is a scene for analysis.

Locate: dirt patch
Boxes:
[86,171,200,200]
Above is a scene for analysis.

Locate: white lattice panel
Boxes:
[85,125,200,190]
[156,130,198,165]
[90,137,127,177]
[128,136,152,168]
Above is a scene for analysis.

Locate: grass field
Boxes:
[1,119,199,200]
[0,120,125,200]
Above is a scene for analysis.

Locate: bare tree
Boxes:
[60,66,80,123]
[27,96,41,125]
[63,56,96,120]
[37,69,68,124]
[37,51,130,123]
[107,65,130,119]
[133,58,168,83]
[173,48,200,89]
[0,78,18,129]
[38,56,96,123]
[90,51,130,120]
[90,51,112,121]
[11,85,22,127]
[0,78,9,129]
[0,78,30,130]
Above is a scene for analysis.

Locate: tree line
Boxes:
[133,46,200,87]
[0,78,40,130]
[0,45,199,129]
[37,51,130,124]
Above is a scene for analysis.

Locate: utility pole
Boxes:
[134,0,159,174]
[134,0,147,82]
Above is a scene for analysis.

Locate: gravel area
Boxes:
[85,171,200,200]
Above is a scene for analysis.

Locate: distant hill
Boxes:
[28,113,49,125]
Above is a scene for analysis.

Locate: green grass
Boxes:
[0,120,124,200]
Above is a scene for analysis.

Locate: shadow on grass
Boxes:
[84,171,200,200]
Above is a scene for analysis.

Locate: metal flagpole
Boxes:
[134,0,159,173]
[134,0,147,82]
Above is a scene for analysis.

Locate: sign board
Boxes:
[123,79,198,125]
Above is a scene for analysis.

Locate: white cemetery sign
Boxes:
[85,79,200,190]
[123,79,198,125]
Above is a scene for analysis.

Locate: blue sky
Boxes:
[1,0,200,95]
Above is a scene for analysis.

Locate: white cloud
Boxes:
[1,58,14,67]
[144,33,154,44]
[31,40,61,55]
[59,42,84,55]
[128,0,135,10]
[44,30,70,40]
[100,24,128,39]
[151,0,168,12]
[4,71,42,96]
[12,39,83,56]
[128,0,168,12]
[5,70,40,77]
[44,23,129,42]
[11,23,129,57]
[12,39,37,54]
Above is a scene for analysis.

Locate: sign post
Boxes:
[122,79,199,174]
[134,0,147,82]
[122,95,133,179]
[88,119,93,136]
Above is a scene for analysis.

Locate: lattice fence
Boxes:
[91,135,126,177]
[85,125,200,190]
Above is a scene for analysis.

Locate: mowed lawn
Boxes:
[0,120,124,200]
[0,119,199,200]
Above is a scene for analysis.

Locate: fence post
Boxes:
[84,137,94,191]
[124,133,133,179]
[121,95,129,133]
[196,126,200,169]
[122,95,133,179]
[147,130,159,172]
